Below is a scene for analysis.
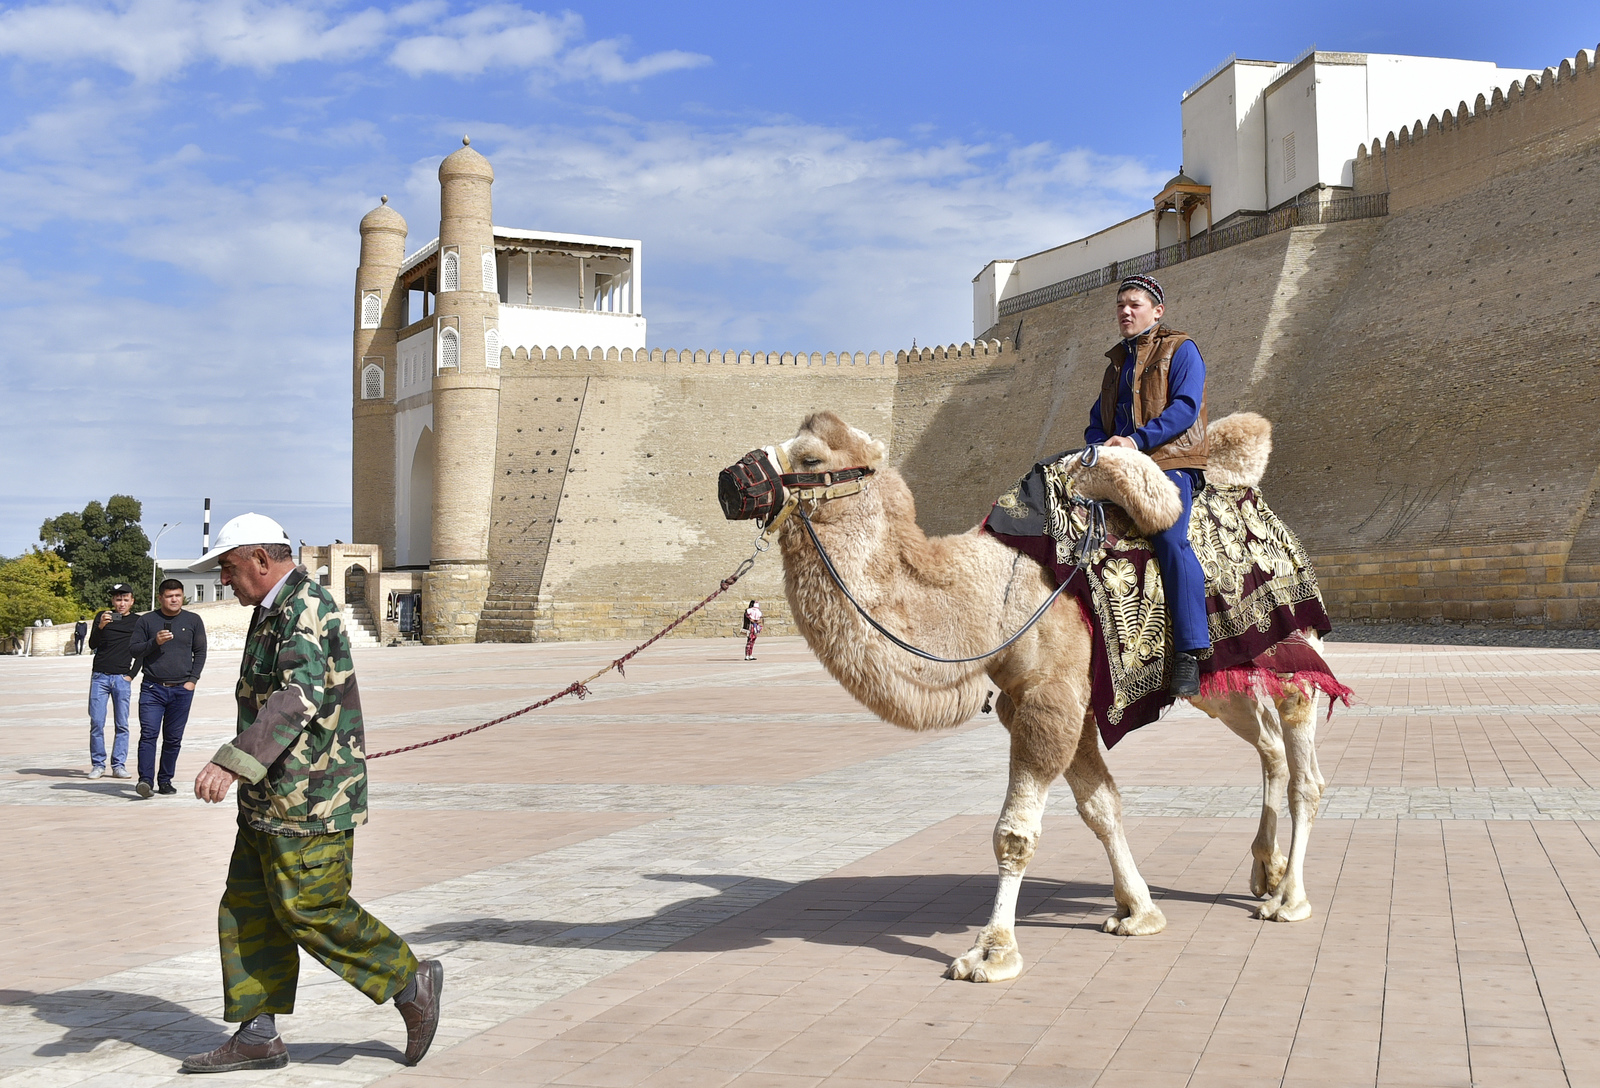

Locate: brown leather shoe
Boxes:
[181,1030,288,1073]
[396,959,444,1066]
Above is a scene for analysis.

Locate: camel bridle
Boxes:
[718,443,876,541]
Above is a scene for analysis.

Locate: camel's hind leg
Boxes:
[1254,683,1323,921]
[1192,693,1290,897]
[1063,714,1167,936]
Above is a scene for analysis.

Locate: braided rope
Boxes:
[367,553,759,760]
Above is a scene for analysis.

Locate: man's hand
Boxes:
[98,612,113,629]
[156,629,174,645]
[183,682,196,691]
[194,762,239,804]
[1104,435,1137,450]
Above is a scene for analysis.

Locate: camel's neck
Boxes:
[776,469,990,732]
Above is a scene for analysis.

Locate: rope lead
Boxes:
[367,546,764,760]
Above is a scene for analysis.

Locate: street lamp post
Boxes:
[150,522,179,610]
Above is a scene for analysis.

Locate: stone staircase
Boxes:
[476,588,539,643]
[343,601,382,647]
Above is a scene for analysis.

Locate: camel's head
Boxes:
[717,411,886,524]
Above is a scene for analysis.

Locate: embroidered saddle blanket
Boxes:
[984,455,1351,746]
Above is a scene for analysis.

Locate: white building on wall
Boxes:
[974,49,1538,336]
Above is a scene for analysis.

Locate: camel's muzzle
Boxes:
[718,448,785,523]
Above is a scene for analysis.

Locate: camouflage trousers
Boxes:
[219,823,419,1021]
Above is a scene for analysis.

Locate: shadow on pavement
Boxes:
[16,989,406,1067]
[404,871,1265,966]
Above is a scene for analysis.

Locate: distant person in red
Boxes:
[742,601,762,661]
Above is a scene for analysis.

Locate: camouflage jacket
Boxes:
[210,566,368,836]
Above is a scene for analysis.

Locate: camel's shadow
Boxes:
[404,871,1259,966]
[13,989,404,1067]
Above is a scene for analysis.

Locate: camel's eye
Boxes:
[801,457,823,468]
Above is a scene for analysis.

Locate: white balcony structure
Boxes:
[974,49,1538,336]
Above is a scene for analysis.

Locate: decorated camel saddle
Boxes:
[984,412,1351,745]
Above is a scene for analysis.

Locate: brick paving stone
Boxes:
[4,637,1600,1086]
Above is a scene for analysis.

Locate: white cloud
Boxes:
[0,0,708,85]
[475,120,1164,349]
[0,0,388,82]
[387,4,708,81]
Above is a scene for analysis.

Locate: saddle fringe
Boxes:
[1197,664,1354,720]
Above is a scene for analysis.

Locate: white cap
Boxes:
[188,513,292,571]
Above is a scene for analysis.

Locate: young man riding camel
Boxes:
[1083,274,1210,696]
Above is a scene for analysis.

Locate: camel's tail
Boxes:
[1206,412,1272,488]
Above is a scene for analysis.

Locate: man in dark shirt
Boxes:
[86,583,141,779]
[130,579,208,797]
[74,619,88,655]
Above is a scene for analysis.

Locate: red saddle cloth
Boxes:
[984,479,1352,747]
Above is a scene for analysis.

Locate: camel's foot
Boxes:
[1251,852,1288,898]
[945,925,1024,982]
[1256,890,1312,923]
[1101,902,1167,936]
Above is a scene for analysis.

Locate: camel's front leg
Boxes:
[1065,714,1166,936]
[1256,686,1322,922]
[946,750,1053,983]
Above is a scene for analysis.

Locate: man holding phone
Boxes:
[130,579,208,797]
[86,583,141,779]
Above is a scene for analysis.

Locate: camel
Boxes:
[725,411,1328,982]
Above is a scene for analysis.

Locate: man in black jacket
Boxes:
[86,583,141,779]
[130,579,207,797]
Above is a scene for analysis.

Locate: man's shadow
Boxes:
[14,989,404,1067]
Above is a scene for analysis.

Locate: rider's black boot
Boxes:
[1169,652,1201,698]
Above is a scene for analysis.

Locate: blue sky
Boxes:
[0,0,1594,559]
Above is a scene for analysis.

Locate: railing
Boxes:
[998,192,1388,318]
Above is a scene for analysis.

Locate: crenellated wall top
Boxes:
[1354,44,1598,207]
[497,340,1008,367]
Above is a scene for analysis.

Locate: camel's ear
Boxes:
[849,425,886,468]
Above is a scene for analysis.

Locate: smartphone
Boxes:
[162,620,173,632]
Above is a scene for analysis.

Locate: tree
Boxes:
[40,495,155,610]
[0,549,83,637]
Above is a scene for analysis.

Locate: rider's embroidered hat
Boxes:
[1117,274,1164,307]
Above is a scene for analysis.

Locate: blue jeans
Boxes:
[138,682,194,786]
[88,672,131,770]
[1150,469,1211,654]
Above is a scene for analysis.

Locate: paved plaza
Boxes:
[4,632,1600,1087]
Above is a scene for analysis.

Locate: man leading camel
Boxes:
[180,513,441,1073]
[1084,274,1210,696]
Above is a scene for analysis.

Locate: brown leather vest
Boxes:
[1097,324,1208,471]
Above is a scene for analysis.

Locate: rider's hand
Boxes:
[1104,435,1137,450]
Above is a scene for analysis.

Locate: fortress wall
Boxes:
[1355,48,1600,212]
[1268,122,1600,625]
[479,347,901,641]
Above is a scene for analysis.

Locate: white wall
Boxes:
[498,305,647,354]
[972,260,1017,336]
[393,402,434,568]
[971,212,1156,337]
[1363,54,1538,147]
[1182,60,1278,223]
[1264,61,1320,208]
[396,327,433,401]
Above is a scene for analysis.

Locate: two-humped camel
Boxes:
[753,411,1325,982]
